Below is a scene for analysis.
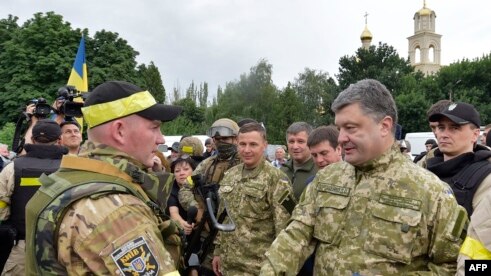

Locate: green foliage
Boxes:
[138,62,166,103]
[0,12,83,126]
[293,68,339,127]
[0,122,15,146]
[86,30,140,86]
[337,42,413,94]
[0,12,165,133]
[163,98,207,135]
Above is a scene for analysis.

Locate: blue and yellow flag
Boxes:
[67,36,88,129]
[67,36,88,92]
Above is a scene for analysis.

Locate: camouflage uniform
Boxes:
[416,147,436,168]
[261,145,467,275]
[25,141,180,276]
[214,158,296,275]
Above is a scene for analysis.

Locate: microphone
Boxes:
[187,206,198,225]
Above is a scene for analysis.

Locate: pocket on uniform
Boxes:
[239,183,269,219]
[313,192,350,244]
[364,202,422,264]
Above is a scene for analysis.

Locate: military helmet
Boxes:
[207,118,239,138]
[179,136,204,157]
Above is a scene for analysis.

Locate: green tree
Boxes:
[0,12,84,126]
[0,12,166,130]
[293,68,338,127]
[0,15,19,53]
[87,29,140,86]
[337,42,414,94]
[163,97,206,135]
[434,54,491,124]
[138,61,166,103]
[0,122,15,146]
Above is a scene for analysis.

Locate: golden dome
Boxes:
[418,1,433,16]
[418,7,432,16]
[360,25,372,40]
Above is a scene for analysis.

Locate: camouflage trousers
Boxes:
[1,240,25,276]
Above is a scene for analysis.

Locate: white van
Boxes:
[404,132,436,157]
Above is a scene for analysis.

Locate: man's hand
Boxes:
[179,220,193,235]
[151,155,164,172]
[212,256,222,276]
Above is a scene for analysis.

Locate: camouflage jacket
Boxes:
[214,158,296,275]
[261,145,468,275]
[25,141,178,276]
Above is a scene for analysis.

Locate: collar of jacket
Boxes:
[24,143,68,159]
[75,140,173,211]
[354,143,402,173]
[239,157,267,179]
[282,157,315,172]
[427,144,491,178]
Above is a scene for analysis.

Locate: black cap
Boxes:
[429,102,481,128]
[84,81,182,127]
[32,119,62,143]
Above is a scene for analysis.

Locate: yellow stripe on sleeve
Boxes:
[460,236,491,260]
[20,177,41,186]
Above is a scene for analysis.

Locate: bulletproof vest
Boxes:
[9,153,62,240]
[450,159,491,216]
[24,156,169,276]
[203,154,241,185]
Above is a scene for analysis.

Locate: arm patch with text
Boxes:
[111,236,159,276]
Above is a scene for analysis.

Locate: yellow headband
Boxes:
[82,90,156,128]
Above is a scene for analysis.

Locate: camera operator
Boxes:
[19,86,83,153]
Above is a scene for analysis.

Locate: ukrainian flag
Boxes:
[67,36,88,92]
[67,36,88,129]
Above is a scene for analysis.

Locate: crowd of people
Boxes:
[0,78,490,275]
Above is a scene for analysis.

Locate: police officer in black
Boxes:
[0,119,67,275]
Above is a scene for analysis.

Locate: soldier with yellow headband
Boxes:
[24,81,183,275]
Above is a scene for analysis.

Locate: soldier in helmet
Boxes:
[179,136,205,165]
[179,118,240,210]
[178,118,241,274]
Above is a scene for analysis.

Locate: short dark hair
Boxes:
[426,100,452,120]
[239,122,266,140]
[286,122,313,141]
[60,120,81,130]
[238,118,258,127]
[171,157,197,173]
[307,125,339,149]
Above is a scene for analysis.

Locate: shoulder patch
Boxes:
[279,190,296,214]
[111,236,159,276]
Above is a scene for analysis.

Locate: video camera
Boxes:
[56,85,84,118]
[28,98,52,118]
